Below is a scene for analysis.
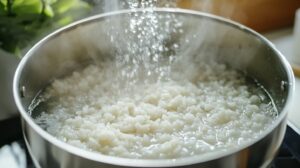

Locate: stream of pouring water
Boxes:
[103,0,182,87]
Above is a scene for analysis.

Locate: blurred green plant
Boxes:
[0,0,91,56]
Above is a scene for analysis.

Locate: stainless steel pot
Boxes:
[13,9,294,168]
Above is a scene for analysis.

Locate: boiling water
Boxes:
[31,61,278,159]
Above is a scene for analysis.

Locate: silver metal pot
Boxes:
[13,9,294,168]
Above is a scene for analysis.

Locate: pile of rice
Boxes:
[34,61,276,159]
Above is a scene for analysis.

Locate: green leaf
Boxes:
[0,0,92,54]
[0,1,5,15]
[12,0,25,6]
[44,4,54,17]
[52,0,76,14]
[45,0,57,5]
[12,0,43,15]
[56,15,73,26]
[0,0,6,6]
[70,0,90,10]
[0,0,7,15]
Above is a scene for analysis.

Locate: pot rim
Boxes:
[13,8,295,167]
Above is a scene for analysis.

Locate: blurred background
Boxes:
[1,0,300,168]
[1,0,300,55]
